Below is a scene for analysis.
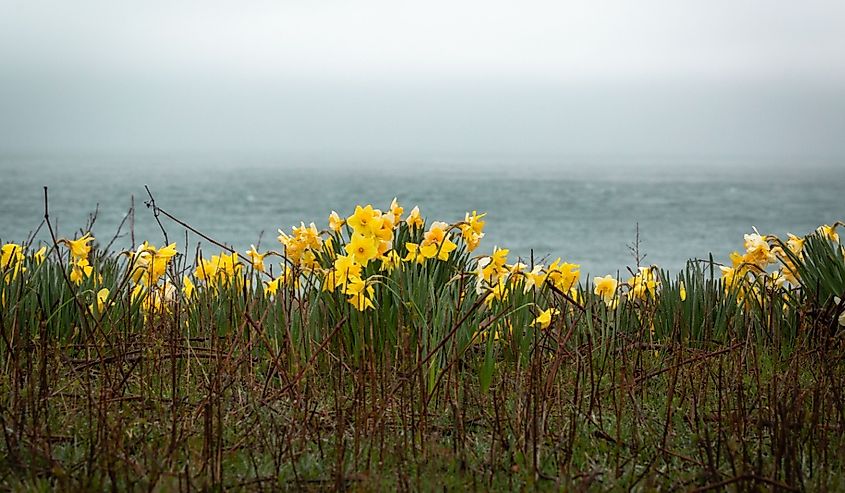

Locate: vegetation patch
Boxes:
[1,192,844,491]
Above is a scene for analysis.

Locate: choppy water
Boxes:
[1,153,843,276]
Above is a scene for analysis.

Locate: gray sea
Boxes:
[1,153,843,277]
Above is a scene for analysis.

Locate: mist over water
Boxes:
[1,153,842,277]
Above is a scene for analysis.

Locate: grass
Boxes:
[0,192,844,491]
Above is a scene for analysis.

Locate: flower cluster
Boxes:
[715,225,841,304]
[1,243,32,282]
[4,204,841,335]
[62,234,95,285]
[125,242,181,315]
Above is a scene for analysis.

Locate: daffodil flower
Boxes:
[786,233,805,255]
[345,233,379,267]
[182,276,196,300]
[344,276,375,311]
[522,265,546,293]
[1,243,27,281]
[380,250,402,273]
[742,230,776,269]
[484,281,509,307]
[347,205,381,236]
[33,246,47,264]
[547,259,580,293]
[63,233,94,261]
[627,266,659,301]
[818,224,840,243]
[594,275,618,307]
[90,288,110,314]
[389,198,404,224]
[246,245,266,273]
[405,206,424,230]
[531,307,560,330]
[70,258,93,285]
[328,211,345,232]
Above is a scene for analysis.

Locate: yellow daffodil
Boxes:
[818,224,840,243]
[627,266,659,301]
[403,242,427,265]
[278,222,323,268]
[569,287,582,305]
[464,211,486,235]
[380,250,402,273]
[389,198,404,224]
[1,243,26,277]
[128,242,178,285]
[531,307,560,330]
[328,211,345,232]
[193,251,241,287]
[346,232,379,266]
[522,265,546,293]
[742,231,775,269]
[679,281,687,301]
[434,240,457,261]
[151,243,177,281]
[420,221,458,261]
[334,254,361,280]
[547,259,580,293]
[219,251,242,280]
[423,221,448,245]
[484,281,509,307]
[182,276,195,300]
[719,265,746,295]
[128,242,153,281]
[594,275,618,307]
[420,243,439,259]
[194,256,219,282]
[323,255,362,292]
[70,258,93,285]
[345,276,375,311]
[347,205,381,236]
[786,233,805,255]
[264,268,298,296]
[294,222,323,251]
[490,247,508,269]
[264,277,280,296]
[461,211,486,252]
[90,288,110,314]
[300,249,320,273]
[406,206,424,229]
[131,283,146,305]
[246,245,266,273]
[323,236,335,256]
[33,246,47,264]
[63,233,94,261]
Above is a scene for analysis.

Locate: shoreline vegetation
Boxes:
[1,190,844,491]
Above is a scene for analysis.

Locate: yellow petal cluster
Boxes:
[1,243,27,281]
[278,222,323,272]
[531,307,559,330]
[627,266,659,301]
[130,242,178,286]
[63,233,94,261]
[594,275,618,307]
[194,251,242,288]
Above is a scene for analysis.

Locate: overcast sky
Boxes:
[1,0,844,156]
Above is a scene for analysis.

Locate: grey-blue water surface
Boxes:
[1,153,843,277]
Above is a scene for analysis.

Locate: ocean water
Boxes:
[1,153,843,277]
